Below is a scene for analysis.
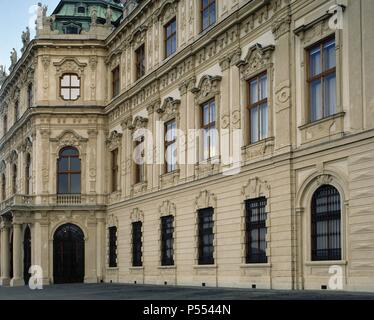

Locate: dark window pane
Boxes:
[58,157,69,172]
[70,157,81,171]
[70,174,81,194]
[58,174,68,194]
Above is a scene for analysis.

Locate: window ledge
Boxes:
[157,265,176,270]
[299,112,345,131]
[305,260,347,267]
[107,267,119,270]
[129,266,144,270]
[193,264,217,269]
[240,263,271,269]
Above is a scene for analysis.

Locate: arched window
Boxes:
[12,164,17,194]
[57,147,81,194]
[311,185,341,261]
[60,74,81,100]
[1,173,6,200]
[25,153,32,195]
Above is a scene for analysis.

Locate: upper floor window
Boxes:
[57,147,81,194]
[12,164,17,195]
[27,83,33,108]
[3,115,7,136]
[135,44,145,80]
[165,119,177,173]
[311,185,341,261]
[25,153,32,195]
[198,208,214,265]
[161,215,174,266]
[132,221,143,267]
[134,135,145,184]
[245,197,267,264]
[201,0,216,32]
[112,66,120,98]
[201,99,217,160]
[60,74,80,101]
[111,148,119,192]
[248,73,268,144]
[77,5,86,14]
[307,37,336,123]
[14,100,19,122]
[108,226,118,268]
[63,23,81,35]
[1,173,5,200]
[164,18,177,58]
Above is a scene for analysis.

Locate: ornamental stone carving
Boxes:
[157,0,179,24]
[236,44,274,80]
[191,75,222,104]
[159,200,176,217]
[53,57,87,76]
[130,208,144,222]
[157,97,181,122]
[106,130,123,151]
[195,190,217,210]
[50,130,88,149]
[242,177,270,199]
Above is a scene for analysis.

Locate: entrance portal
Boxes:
[53,223,84,284]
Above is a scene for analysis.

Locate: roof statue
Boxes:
[9,48,17,72]
[121,0,139,19]
[90,6,98,27]
[0,65,7,87]
[105,5,113,26]
[21,27,31,53]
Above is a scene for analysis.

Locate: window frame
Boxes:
[201,98,216,160]
[134,135,145,184]
[60,73,81,101]
[164,119,177,173]
[27,83,33,108]
[57,147,81,194]
[12,163,17,195]
[247,72,268,144]
[14,100,20,122]
[112,66,120,98]
[161,215,174,266]
[311,185,342,261]
[135,44,146,80]
[245,197,268,264]
[25,153,32,195]
[132,221,143,267]
[108,226,118,268]
[306,35,336,123]
[201,0,216,32]
[164,17,177,59]
[198,207,214,265]
[111,148,119,192]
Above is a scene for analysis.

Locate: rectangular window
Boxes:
[111,148,119,192]
[132,221,142,267]
[165,18,177,58]
[307,37,336,122]
[201,99,216,160]
[112,66,120,98]
[134,136,145,184]
[245,197,267,264]
[60,74,80,101]
[248,73,268,144]
[3,115,7,135]
[198,208,214,265]
[108,226,117,268]
[201,0,216,32]
[27,83,33,108]
[165,119,177,173]
[135,44,145,80]
[161,215,174,266]
[14,100,19,122]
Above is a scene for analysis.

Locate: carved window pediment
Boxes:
[106,130,123,151]
[159,200,176,217]
[236,44,274,80]
[195,190,217,210]
[130,207,144,222]
[191,75,222,104]
[53,57,87,76]
[0,160,6,173]
[10,150,18,164]
[157,97,180,122]
[157,0,179,24]
[129,116,148,131]
[130,25,148,46]
[242,177,270,200]
[50,130,88,150]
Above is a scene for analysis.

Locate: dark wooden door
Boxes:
[23,226,31,285]
[53,224,84,284]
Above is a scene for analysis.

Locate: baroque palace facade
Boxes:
[0,0,373,291]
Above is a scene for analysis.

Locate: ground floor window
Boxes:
[132,222,142,267]
[198,208,214,265]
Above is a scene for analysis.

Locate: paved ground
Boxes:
[0,283,373,300]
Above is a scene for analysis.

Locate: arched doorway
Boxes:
[23,226,31,285]
[53,223,85,284]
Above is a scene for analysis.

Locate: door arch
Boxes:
[53,223,85,284]
[23,226,31,285]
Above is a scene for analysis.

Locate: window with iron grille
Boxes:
[161,215,174,266]
[135,44,145,80]
[245,197,267,263]
[108,226,117,268]
[307,37,336,122]
[132,221,142,267]
[311,185,341,261]
[165,18,177,58]
[198,208,214,265]
[201,0,216,32]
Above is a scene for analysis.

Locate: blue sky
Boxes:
[0,0,60,69]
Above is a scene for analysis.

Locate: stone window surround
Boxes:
[130,208,144,268]
[296,171,348,267]
[240,177,271,267]
[157,200,177,268]
[106,130,123,196]
[106,214,119,270]
[294,14,344,144]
